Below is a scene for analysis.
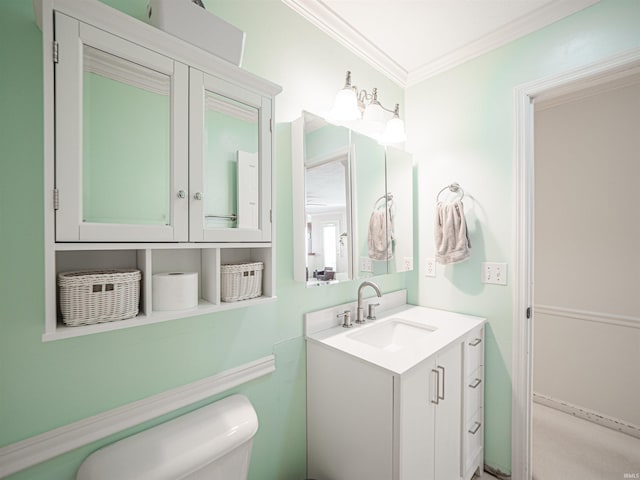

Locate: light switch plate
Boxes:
[481,262,507,285]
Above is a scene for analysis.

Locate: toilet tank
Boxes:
[76,394,258,480]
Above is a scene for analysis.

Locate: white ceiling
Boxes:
[282,0,599,87]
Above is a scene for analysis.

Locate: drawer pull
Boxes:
[469,338,482,347]
[468,422,482,435]
[431,369,440,405]
[469,378,482,389]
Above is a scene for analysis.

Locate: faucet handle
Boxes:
[367,303,380,320]
[337,310,353,328]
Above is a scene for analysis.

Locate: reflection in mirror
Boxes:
[385,147,414,273]
[203,91,259,230]
[82,45,170,225]
[351,131,388,278]
[301,113,352,286]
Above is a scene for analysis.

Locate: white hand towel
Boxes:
[434,200,471,264]
[368,208,392,261]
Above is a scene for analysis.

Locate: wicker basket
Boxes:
[220,262,263,302]
[58,269,141,326]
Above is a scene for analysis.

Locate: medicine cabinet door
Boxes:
[189,70,272,242]
[54,13,189,242]
[385,147,414,273]
[352,132,389,277]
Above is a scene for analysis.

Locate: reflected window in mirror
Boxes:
[301,112,352,286]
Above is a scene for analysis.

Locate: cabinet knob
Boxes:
[194,192,203,201]
[177,190,186,199]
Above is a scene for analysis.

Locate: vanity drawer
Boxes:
[463,409,483,474]
[464,368,483,422]
[464,327,484,375]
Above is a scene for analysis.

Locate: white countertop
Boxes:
[306,304,485,375]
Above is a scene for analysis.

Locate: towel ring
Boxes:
[374,193,394,209]
[436,183,464,202]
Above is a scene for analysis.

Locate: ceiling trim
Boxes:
[282,0,600,89]
[407,0,600,86]
[281,0,409,86]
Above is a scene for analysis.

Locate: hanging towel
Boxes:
[434,200,471,264]
[368,204,394,261]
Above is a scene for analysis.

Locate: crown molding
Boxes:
[282,0,600,88]
[281,0,408,87]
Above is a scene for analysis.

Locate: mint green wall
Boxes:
[406,0,640,474]
[0,1,407,479]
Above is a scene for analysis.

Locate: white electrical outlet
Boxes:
[425,258,436,277]
[481,262,508,285]
[403,257,414,271]
[360,256,373,272]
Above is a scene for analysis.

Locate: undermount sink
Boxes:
[347,318,437,352]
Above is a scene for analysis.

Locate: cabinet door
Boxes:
[434,341,463,480]
[399,358,436,480]
[352,132,388,277]
[54,13,189,242]
[189,70,272,242]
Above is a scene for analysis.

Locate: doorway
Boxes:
[512,48,640,480]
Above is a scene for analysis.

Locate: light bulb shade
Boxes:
[327,87,361,123]
[379,116,407,144]
[360,102,386,138]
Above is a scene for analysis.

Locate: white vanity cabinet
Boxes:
[462,326,485,480]
[306,317,485,480]
[38,0,281,340]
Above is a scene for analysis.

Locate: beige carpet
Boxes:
[533,402,640,480]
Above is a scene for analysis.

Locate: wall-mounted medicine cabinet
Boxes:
[37,0,281,340]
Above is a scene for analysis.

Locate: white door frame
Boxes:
[511,47,640,480]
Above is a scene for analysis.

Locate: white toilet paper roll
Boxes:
[152,272,198,311]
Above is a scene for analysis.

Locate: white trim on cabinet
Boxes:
[0,355,276,478]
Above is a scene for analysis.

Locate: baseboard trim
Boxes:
[533,392,640,439]
[0,355,276,478]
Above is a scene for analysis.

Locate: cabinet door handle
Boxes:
[469,337,482,347]
[437,365,445,400]
[468,422,482,435]
[177,190,186,199]
[469,378,482,389]
[431,369,440,405]
[193,192,203,201]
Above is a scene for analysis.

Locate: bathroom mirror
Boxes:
[351,131,389,277]
[385,146,414,273]
[292,112,353,286]
[201,90,259,230]
[82,45,172,226]
[292,113,414,286]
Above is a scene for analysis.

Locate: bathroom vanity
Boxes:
[306,298,485,480]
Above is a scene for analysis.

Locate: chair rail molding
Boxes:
[0,355,276,478]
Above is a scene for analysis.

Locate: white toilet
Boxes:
[76,394,259,480]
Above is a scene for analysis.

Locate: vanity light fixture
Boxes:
[327,71,406,144]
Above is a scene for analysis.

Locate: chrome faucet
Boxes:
[356,281,382,324]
